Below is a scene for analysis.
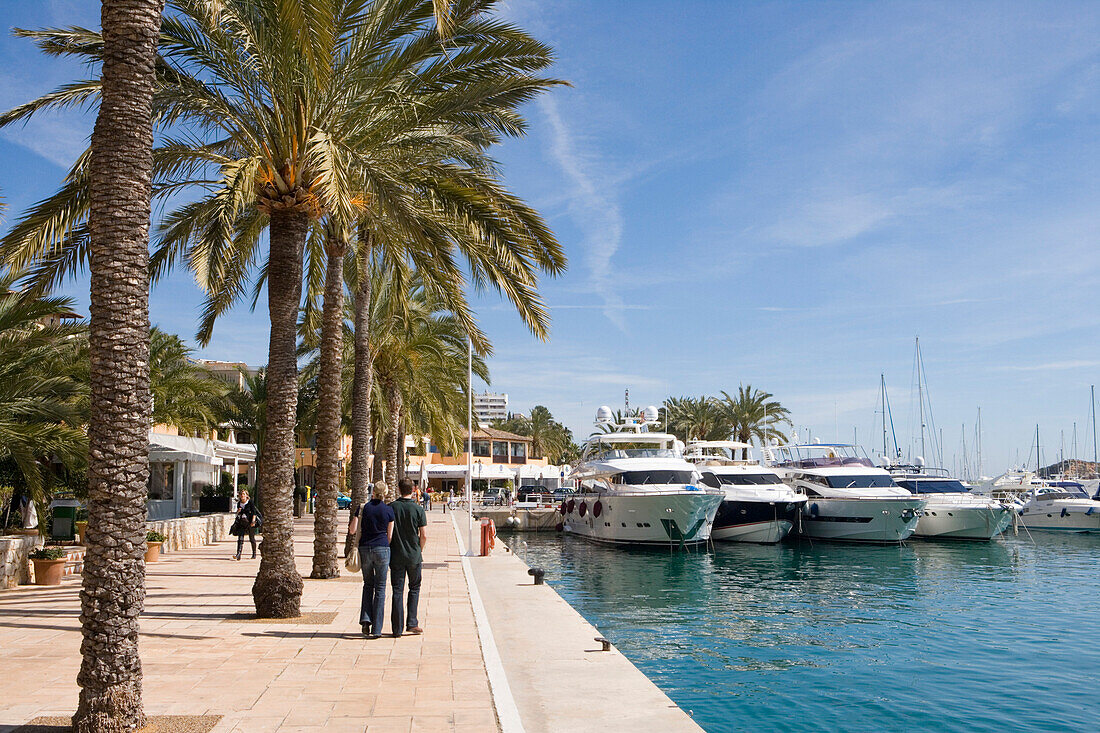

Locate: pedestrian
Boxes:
[231,489,261,560]
[421,485,432,511]
[349,481,395,638]
[390,477,427,637]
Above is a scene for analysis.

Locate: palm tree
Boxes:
[494,405,572,463]
[662,396,728,443]
[149,327,227,435]
[3,0,565,616]
[714,386,791,458]
[0,275,87,529]
[74,0,162,728]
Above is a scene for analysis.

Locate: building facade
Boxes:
[473,391,508,424]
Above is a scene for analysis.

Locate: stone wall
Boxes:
[0,534,44,589]
[148,512,235,553]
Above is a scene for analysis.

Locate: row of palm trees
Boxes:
[493,405,577,464]
[663,386,792,454]
[1,1,564,729]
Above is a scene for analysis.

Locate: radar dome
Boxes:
[643,405,660,423]
[915,455,925,467]
[595,405,613,423]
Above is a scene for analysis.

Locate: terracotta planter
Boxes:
[145,541,163,563]
[31,558,66,586]
[75,521,88,545]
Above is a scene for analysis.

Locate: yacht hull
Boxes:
[562,491,723,546]
[914,505,1013,540]
[712,500,803,544]
[797,497,924,543]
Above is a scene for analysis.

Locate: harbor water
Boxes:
[510,531,1100,732]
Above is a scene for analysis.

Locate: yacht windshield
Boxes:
[710,473,782,486]
[896,479,969,494]
[1035,488,1090,500]
[824,475,897,489]
[612,470,695,485]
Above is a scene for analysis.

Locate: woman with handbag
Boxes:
[347,481,394,638]
[231,488,261,561]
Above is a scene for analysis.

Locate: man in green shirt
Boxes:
[390,478,428,636]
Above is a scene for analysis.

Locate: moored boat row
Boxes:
[558,405,1100,549]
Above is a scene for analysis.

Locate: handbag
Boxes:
[344,509,363,572]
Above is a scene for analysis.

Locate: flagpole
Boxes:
[466,338,474,555]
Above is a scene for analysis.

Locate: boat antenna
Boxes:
[624,388,630,416]
[976,407,982,478]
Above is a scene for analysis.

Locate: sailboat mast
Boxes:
[881,374,888,459]
[1092,385,1098,477]
[1035,424,1041,474]
[976,407,982,478]
[917,338,926,460]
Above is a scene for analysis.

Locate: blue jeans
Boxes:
[360,546,390,634]
[390,560,422,636]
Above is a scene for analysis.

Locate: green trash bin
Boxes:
[50,499,80,541]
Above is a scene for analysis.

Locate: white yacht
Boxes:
[1011,481,1100,533]
[886,461,1012,540]
[563,406,724,547]
[685,440,806,544]
[762,443,925,543]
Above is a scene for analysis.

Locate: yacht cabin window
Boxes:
[824,475,897,489]
[611,470,695,485]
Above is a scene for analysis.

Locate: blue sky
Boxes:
[2,1,1100,474]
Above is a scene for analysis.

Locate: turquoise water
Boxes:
[511,532,1100,732]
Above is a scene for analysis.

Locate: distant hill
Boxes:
[1037,459,1099,479]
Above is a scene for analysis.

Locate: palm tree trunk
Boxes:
[311,232,345,579]
[383,383,403,487]
[345,231,372,557]
[252,209,307,618]
[396,416,406,482]
[74,2,162,731]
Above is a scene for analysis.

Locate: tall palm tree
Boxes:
[76,0,163,728]
[662,395,729,443]
[149,327,227,435]
[714,386,791,458]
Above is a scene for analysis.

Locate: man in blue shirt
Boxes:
[390,478,428,637]
[349,481,395,638]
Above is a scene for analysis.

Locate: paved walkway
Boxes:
[0,510,496,733]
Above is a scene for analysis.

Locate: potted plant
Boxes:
[29,546,67,586]
[145,530,166,562]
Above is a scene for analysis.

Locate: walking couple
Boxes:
[349,478,427,638]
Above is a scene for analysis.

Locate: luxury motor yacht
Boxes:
[886,460,1012,540]
[685,440,806,544]
[761,443,925,543]
[563,406,724,547]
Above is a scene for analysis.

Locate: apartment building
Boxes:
[473,391,508,424]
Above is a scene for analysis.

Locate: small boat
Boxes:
[685,440,806,544]
[763,442,925,543]
[886,461,1012,540]
[564,406,724,547]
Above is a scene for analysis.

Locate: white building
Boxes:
[473,391,508,424]
[147,431,257,520]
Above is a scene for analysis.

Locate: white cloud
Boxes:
[538,95,627,328]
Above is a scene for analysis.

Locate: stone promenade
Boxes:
[0,510,495,733]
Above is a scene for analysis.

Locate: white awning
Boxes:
[148,430,256,466]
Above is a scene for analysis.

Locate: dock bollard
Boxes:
[594,636,611,652]
[528,567,545,585]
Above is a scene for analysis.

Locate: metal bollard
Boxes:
[594,636,611,652]
[527,567,545,585]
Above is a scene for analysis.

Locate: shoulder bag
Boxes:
[344,508,363,572]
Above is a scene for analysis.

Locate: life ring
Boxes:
[593,500,603,518]
[579,501,588,517]
[567,499,575,514]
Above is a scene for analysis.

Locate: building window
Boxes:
[511,442,526,458]
[492,441,508,460]
[148,463,175,501]
[473,440,490,457]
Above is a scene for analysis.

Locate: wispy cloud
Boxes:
[997,360,1100,372]
[539,95,626,328]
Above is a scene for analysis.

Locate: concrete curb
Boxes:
[451,512,526,733]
